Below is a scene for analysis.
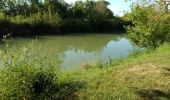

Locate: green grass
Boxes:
[0,43,170,99]
[58,43,170,100]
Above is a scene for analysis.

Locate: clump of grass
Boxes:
[0,47,59,99]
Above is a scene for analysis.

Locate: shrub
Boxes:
[127,6,170,49]
[0,47,59,99]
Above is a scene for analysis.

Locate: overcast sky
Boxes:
[64,0,132,16]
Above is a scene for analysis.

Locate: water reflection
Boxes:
[60,38,133,69]
[0,34,134,69]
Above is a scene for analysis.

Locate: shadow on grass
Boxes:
[134,88,170,99]
[163,68,170,72]
[55,81,86,100]
[33,80,86,100]
[162,67,170,76]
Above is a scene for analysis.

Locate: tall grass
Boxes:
[0,44,87,99]
[0,47,59,99]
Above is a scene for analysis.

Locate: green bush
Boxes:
[127,6,170,49]
[0,48,59,99]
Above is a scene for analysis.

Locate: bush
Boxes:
[127,6,170,49]
[0,48,59,99]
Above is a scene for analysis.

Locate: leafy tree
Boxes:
[96,0,113,19]
[127,0,170,48]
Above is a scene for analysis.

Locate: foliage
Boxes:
[127,2,170,48]
[0,46,87,99]
[0,0,129,36]
[0,47,59,99]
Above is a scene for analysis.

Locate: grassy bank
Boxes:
[0,43,170,99]
[58,43,170,99]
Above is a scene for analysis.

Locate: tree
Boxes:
[127,1,170,48]
[71,1,85,19]
[157,0,170,13]
[96,0,113,19]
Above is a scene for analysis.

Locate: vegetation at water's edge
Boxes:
[0,47,82,99]
[0,0,170,99]
[0,42,170,99]
[0,0,130,37]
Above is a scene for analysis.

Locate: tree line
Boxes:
[0,0,130,37]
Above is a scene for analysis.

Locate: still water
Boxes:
[0,34,134,69]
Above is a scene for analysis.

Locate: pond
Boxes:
[0,34,134,69]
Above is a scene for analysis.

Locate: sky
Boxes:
[64,0,132,16]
